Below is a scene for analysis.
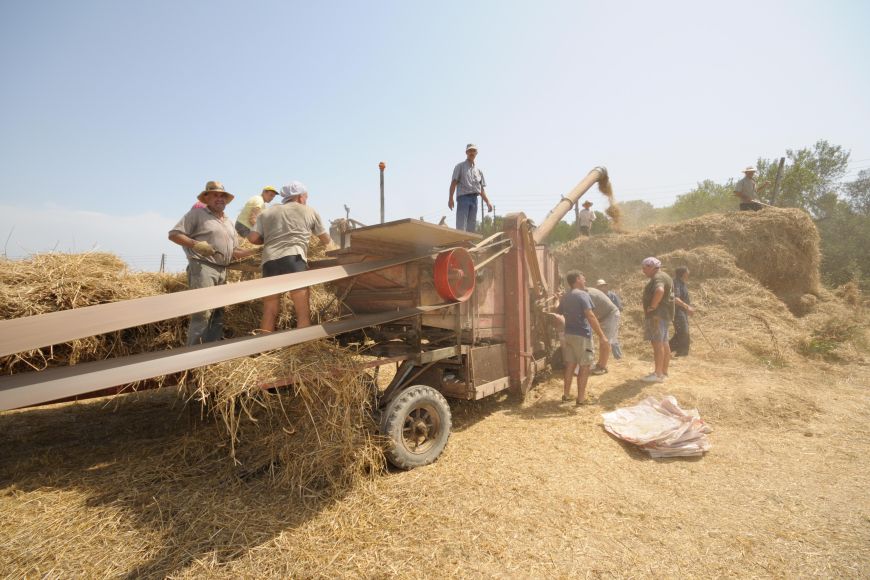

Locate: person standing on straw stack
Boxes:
[557,270,608,406]
[169,181,256,346]
[235,186,279,237]
[640,257,674,383]
[247,181,331,332]
[734,166,769,211]
[577,200,596,236]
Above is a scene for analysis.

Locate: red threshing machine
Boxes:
[0,167,611,469]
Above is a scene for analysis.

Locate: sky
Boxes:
[1,0,869,271]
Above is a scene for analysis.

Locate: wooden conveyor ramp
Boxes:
[0,252,455,412]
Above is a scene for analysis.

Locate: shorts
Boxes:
[235,221,251,237]
[262,254,308,277]
[644,316,670,342]
[579,225,591,237]
[562,334,595,366]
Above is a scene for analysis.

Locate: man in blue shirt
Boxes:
[557,270,608,405]
[448,143,493,232]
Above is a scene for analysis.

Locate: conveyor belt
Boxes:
[0,304,452,411]
[0,252,435,358]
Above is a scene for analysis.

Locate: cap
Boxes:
[281,181,308,199]
[596,279,607,286]
[466,143,478,152]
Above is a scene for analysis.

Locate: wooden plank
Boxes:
[350,218,480,249]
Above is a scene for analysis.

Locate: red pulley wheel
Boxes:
[433,248,475,302]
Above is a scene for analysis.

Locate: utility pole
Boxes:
[770,157,785,206]
[574,203,581,233]
[379,161,386,223]
[159,253,165,273]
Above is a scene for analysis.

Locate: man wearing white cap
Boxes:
[734,166,769,211]
[169,181,256,345]
[248,181,331,332]
[448,143,493,232]
[640,257,674,383]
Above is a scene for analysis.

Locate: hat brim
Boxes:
[198,190,235,204]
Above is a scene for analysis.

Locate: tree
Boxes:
[669,179,735,220]
[617,200,664,230]
[844,168,870,215]
[758,140,850,218]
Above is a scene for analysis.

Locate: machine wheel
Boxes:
[380,385,452,470]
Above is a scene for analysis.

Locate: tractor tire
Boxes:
[380,385,452,470]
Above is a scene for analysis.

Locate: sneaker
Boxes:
[591,366,608,376]
[640,373,660,383]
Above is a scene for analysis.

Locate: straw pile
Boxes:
[186,341,383,497]
[552,208,866,365]
[0,253,186,374]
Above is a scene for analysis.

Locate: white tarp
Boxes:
[601,396,712,458]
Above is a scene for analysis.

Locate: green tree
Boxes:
[618,200,661,230]
[758,140,850,217]
[844,168,870,215]
[670,179,735,220]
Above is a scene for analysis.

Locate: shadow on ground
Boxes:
[0,388,351,578]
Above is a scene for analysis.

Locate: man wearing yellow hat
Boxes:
[235,186,278,237]
[168,180,255,345]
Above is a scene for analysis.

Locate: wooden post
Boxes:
[159,253,165,273]
[770,157,785,205]
[574,203,581,233]
[379,162,386,223]
[480,199,485,229]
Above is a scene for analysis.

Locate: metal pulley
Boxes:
[433,248,475,302]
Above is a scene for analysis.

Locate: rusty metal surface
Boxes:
[0,305,451,412]
[0,253,436,359]
[468,344,509,385]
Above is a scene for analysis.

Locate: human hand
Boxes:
[486,201,493,213]
[448,197,455,211]
[192,241,216,257]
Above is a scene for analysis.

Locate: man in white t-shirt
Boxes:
[247,181,331,331]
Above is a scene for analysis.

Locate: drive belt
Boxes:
[0,304,453,411]
[0,252,437,358]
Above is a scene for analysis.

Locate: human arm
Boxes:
[232,246,256,259]
[585,310,609,343]
[646,284,665,314]
[480,188,493,212]
[448,180,458,210]
[168,231,216,257]
[675,296,694,315]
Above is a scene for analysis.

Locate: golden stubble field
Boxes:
[2,351,868,578]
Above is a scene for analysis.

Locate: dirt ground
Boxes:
[2,352,869,578]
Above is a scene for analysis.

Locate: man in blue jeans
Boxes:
[448,143,493,232]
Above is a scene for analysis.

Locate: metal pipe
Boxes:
[532,166,609,244]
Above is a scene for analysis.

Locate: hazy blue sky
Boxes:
[2,0,869,270]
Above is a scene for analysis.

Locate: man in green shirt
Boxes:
[640,256,675,383]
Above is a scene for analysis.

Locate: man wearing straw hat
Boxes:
[734,166,769,211]
[640,257,674,383]
[448,143,493,232]
[247,181,331,332]
[235,186,279,237]
[577,200,596,236]
[169,181,256,346]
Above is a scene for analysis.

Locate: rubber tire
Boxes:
[380,385,452,470]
